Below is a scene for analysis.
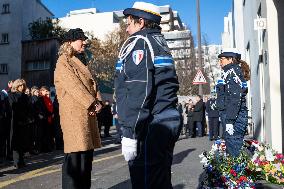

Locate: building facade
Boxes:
[0,0,53,89]
[22,38,59,88]
[224,0,284,152]
[59,8,120,40]
[202,45,222,89]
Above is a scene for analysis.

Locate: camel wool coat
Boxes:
[54,54,101,153]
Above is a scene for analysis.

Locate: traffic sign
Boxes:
[192,69,207,85]
[254,18,267,30]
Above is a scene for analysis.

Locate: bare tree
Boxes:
[174,30,198,96]
[87,21,128,92]
[202,34,220,94]
[198,34,210,95]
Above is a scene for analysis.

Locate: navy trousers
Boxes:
[208,117,219,140]
[195,122,203,137]
[128,108,182,189]
[223,103,248,157]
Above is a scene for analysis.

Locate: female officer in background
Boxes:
[216,49,250,157]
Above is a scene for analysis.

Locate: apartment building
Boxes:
[0,0,53,89]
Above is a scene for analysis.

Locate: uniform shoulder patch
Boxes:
[152,35,171,53]
[132,50,144,65]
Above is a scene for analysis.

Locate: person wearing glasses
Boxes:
[216,49,250,157]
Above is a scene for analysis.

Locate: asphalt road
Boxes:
[0,132,212,189]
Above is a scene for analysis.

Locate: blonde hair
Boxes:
[58,42,75,58]
[31,86,39,96]
[11,79,26,93]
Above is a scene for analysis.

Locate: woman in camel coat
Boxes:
[54,28,101,189]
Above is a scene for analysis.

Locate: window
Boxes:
[0,64,8,74]
[1,33,9,44]
[26,60,50,71]
[2,4,10,14]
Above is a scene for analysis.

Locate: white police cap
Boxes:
[123,2,161,23]
[218,48,241,59]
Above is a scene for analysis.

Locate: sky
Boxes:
[42,0,232,45]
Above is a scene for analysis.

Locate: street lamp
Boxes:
[196,0,203,95]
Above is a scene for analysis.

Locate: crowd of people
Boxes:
[179,94,221,141]
[0,79,63,168]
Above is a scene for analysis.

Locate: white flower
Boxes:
[256,167,262,171]
[265,148,275,161]
[211,144,218,151]
[258,145,264,151]
[199,153,205,159]
[252,142,259,148]
[251,153,258,162]
[200,157,209,166]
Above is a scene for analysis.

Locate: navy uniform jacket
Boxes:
[205,98,219,118]
[114,28,179,139]
[216,63,248,124]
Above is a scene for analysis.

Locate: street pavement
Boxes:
[0,129,212,189]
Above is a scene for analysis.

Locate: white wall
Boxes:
[241,0,283,152]
[265,0,282,152]
[233,0,245,56]
[59,11,120,40]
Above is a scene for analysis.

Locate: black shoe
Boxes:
[104,134,112,138]
[114,140,121,144]
[14,163,26,169]
[29,150,39,155]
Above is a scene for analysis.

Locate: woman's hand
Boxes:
[89,111,96,116]
[94,103,102,113]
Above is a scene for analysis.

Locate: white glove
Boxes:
[226,124,234,135]
[121,137,137,161]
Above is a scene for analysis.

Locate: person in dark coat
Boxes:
[100,100,113,137]
[0,92,5,163]
[0,81,13,162]
[216,49,250,157]
[186,103,195,138]
[30,86,40,154]
[39,86,54,152]
[9,79,33,168]
[53,95,64,150]
[205,95,219,140]
[112,97,122,144]
[193,95,205,137]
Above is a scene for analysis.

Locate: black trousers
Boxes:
[208,117,219,139]
[62,150,93,189]
[128,108,182,189]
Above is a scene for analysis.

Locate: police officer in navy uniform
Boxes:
[114,2,182,188]
[216,49,250,157]
[205,94,219,141]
